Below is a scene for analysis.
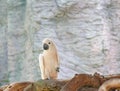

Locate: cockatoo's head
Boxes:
[42,38,56,51]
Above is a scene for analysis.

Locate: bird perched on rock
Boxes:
[39,38,60,80]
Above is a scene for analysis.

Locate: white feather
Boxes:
[39,54,45,79]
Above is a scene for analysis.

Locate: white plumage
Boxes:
[39,38,60,79]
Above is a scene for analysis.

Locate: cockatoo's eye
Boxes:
[48,42,51,44]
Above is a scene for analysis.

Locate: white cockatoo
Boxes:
[39,38,60,79]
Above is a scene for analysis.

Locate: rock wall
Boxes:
[0,0,8,85]
[0,0,120,85]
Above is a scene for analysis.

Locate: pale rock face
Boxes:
[0,0,120,85]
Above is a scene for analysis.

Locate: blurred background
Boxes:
[0,0,120,86]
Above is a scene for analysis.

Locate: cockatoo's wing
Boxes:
[55,52,60,72]
[39,54,45,79]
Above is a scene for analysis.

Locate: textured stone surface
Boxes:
[0,0,120,85]
[0,0,8,85]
